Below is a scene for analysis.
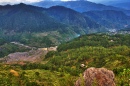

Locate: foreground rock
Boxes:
[75,67,115,86]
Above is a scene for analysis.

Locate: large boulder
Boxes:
[75,67,115,86]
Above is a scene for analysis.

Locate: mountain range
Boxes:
[0,3,67,32]
[107,2,130,10]
[0,3,105,34]
[34,1,122,12]
[83,10,130,30]
[0,1,130,85]
[0,1,130,45]
[33,1,130,16]
[46,6,103,33]
[101,0,130,10]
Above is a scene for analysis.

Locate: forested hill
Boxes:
[0,1,130,86]
[0,3,107,48]
[83,10,130,29]
[34,1,130,16]
[43,33,130,86]
[0,3,67,32]
[34,1,122,12]
[0,3,129,34]
[59,1,122,12]
[121,27,130,31]
[0,3,104,34]
[47,6,103,33]
[57,34,130,51]
[0,3,106,48]
[102,0,130,10]
[0,34,130,85]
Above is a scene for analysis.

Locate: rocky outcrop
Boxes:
[75,67,115,86]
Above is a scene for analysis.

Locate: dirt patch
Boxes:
[3,50,46,64]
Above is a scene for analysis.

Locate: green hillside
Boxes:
[83,10,130,29]
[0,33,130,86]
[0,3,106,48]
[44,34,130,85]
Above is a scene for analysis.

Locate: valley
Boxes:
[0,33,130,85]
[0,0,130,86]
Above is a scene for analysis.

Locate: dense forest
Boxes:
[0,33,130,86]
[0,28,79,49]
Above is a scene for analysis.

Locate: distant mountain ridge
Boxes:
[33,1,130,16]
[0,3,104,34]
[0,3,66,32]
[0,3,130,35]
[46,6,103,34]
[109,2,130,10]
[34,1,123,12]
[0,3,108,48]
[102,0,130,10]
[83,10,130,29]
[59,1,123,12]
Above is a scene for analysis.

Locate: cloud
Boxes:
[60,0,76,1]
[0,0,42,5]
[0,0,111,5]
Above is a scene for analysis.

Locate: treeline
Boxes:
[0,31,54,48]
[0,33,130,85]
[0,38,6,46]
[20,34,130,77]
[0,43,30,58]
[57,34,130,51]
[0,31,54,58]
[43,34,130,85]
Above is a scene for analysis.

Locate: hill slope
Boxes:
[110,2,130,10]
[0,3,67,32]
[0,3,105,34]
[60,1,122,12]
[102,0,130,10]
[0,3,105,48]
[83,10,130,30]
[34,1,122,12]
[33,1,130,16]
[0,34,130,86]
[46,6,104,34]
[43,33,130,85]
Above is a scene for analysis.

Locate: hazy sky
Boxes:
[0,0,115,5]
[0,0,42,5]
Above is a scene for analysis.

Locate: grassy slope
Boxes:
[0,33,130,86]
[44,33,130,85]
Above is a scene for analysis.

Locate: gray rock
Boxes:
[75,67,115,86]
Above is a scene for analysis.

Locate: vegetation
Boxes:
[0,2,130,86]
[0,43,30,58]
[0,29,55,47]
[57,33,130,51]
[0,38,6,46]
[44,33,130,85]
[0,28,79,48]
[0,33,130,85]
[0,64,77,86]
[83,10,130,29]
[121,27,130,31]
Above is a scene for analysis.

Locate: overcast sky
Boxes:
[0,0,116,5]
[0,0,42,5]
